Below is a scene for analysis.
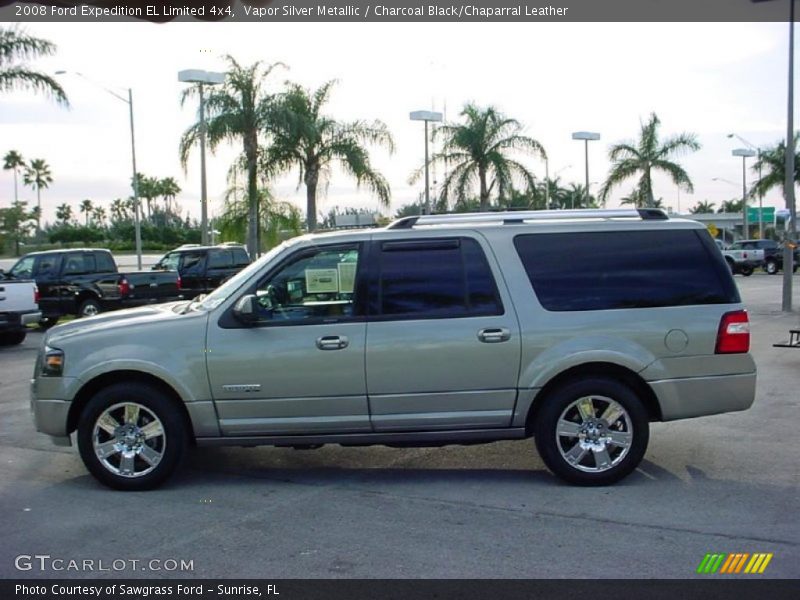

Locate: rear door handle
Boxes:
[316,335,349,351]
[477,327,511,343]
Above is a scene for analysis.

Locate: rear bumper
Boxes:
[650,372,756,421]
[0,310,40,331]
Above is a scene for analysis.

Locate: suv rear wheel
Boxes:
[534,377,649,486]
[77,383,188,490]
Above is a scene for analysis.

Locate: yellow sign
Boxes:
[707,223,719,239]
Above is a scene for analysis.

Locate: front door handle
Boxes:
[477,327,511,343]
[316,335,349,351]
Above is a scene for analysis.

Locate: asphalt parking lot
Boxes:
[0,273,798,579]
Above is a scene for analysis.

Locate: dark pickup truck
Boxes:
[152,244,251,298]
[5,248,182,326]
[731,239,800,275]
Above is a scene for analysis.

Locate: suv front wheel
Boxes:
[534,377,649,486]
[77,383,188,490]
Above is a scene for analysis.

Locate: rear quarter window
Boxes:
[513,229,739,311]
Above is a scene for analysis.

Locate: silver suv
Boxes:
[30,209,756,490]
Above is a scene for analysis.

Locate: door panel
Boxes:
[365,236,520,432]
[207,322,369,435]
[206,241,369,436]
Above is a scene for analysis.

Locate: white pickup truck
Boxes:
[715,239,765,277]
[0,274,40,345]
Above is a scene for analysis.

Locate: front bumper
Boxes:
[30,376,78,444]
[650,372,757,421]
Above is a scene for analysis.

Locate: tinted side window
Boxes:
[231,247,250,266]
[96,252,116,272]
[376,237,502,318]
[180,252,205,274]
[34,254,60,277]
[208,250,232,269]
[514,230,739,312]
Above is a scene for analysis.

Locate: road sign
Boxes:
[747,207,776,223]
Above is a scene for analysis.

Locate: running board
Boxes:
[196,427,528,448]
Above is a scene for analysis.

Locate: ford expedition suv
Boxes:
[30,209,756,490]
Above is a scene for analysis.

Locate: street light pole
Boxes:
[572,131,600,208]
[178,69,225,245]
[410,110,443,215]
[55,71,143,269]
[785,0,796,312]
[127,89,143,270]
[733,149,756,239]
[728,134,764,238]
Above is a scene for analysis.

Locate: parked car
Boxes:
[715,239,764,276]
[728,239,799,275]
[0,272,40,345]
[6,248,182,326]
[31,209,756,490]
[152,244,251,298]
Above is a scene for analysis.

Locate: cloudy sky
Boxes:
[0,21,794,223]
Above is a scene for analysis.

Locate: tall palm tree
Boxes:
[92,206,106,227]
[265,80,394,231]
[110,198,128,223]
[158,177,181,213]
[180,56,285,257]
[718,198,744,214]
[79,198,93,226]
[22,158,52,234]
[0,26,68,106]
[55,202,72,224]
[599,112,700,207]
[750,135,800,199]
[690,200,716,214]
[416,103,546,212]
[3,150,25,203]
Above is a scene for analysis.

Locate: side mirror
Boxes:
[232,294,259,325]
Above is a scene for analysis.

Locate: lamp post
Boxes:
[56,70,142,269]
[732,148,757,239]
[572,131,600,207]
[178,69,225,246]
[410,110,443,215]
[752,0,796,311]
[728,133,764,238]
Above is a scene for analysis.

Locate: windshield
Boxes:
[195,239,300,311]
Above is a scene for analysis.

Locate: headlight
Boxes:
[42,346,65,377]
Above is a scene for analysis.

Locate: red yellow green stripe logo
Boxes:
[696,553,773,574]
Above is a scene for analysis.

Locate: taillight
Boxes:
[715,310,750,354]
[118,278,130,297]
[33,285,40,305]
[177,275,182,290]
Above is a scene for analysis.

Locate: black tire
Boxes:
[38,317,59,329]
[77,382,188,491]
[533,377,649,486]
[740,265,754,277]
[78,298,101,318]
[0,330,26,345]
[765,259,779,275]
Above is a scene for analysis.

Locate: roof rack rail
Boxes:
[386,208,668,229]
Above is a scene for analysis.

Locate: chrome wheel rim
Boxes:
[81,303,99,317]
[93,402,166,478]
[556,395,633,473]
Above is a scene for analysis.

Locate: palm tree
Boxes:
[620,187,665,209]
[0,26,68,106]
[265,80,394,231]
[79,198,93,226]
[217,182,303,251]
[3,150,25,203]
[562,183,598,209]
[690,200,716,214]
[92,206,106,227]
[750,135,800,199]
[718,198,744,214]
[600,112,700,207]
[110,198,129,222]
[55,202,72,224]
[414,104,546,212]
[158,177,181,213]
[180,56,285,257]
[22,158,52,234]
